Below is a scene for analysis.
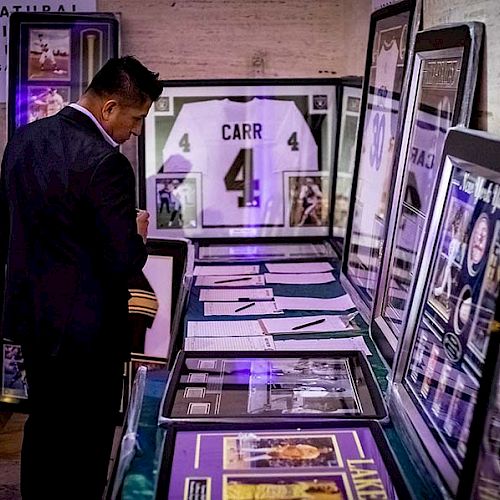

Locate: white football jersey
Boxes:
[162,98,318,227]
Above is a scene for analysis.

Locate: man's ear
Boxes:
[102,99,118,121]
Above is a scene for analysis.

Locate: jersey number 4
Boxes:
[224,149,260,207]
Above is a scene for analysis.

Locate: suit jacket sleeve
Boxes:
[87,152,147,279]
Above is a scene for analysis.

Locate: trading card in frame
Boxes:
[341,0,421,319]
[332,84,362,252]
[390,127,500,496]
[140,80,338,240]
[8,12,119,136]
[160,351,386,423]
[372,23,483,363]
[157,420,411,500]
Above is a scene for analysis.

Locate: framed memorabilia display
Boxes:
[0,342,28,409]
[108,366,148,500]
[160,351,386,423]
[8,12,119,137]
[332,79,362,254]
[156,420,410,500]
[341,0,421,320]
[127,354,166,400]
[139,79,339,244]
[390,128,500,496]
[371,23,484,362]
[457,321,500,500]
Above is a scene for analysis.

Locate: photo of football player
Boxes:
[28,29,70,80]
[289,176,328,227]
[155,177,197,229]
[2,344,28,399]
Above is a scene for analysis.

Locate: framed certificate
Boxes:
[157,420,410,500]
[8,12,119,136]
[139,79,338,240]
[390,127,500,496]
[341,0,421,321]
[371,23,484,363]
[332,79,362,254]
[160,351,386,423]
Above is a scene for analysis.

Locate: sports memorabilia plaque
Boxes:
[157,421,410,500]
[160,351,386,423]
[8,12,119,136]
[372,23,483,362]
[341,0,421,318]
[391,128,500,495]
[332,82,362,253]
[140,79,338,240]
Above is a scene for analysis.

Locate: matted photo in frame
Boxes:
[332,83,362,251]
[139,80,338,240]
[8,12,119,135]
[341,0,421,320]
[372,23,484,362]
[156,421,411,500]
[390,128,500,496]
[285,171,330,230]
[160,351,386,423]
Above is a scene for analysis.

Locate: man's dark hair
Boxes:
[87,56,162,104]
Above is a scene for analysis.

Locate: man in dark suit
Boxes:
[0,56,162,499]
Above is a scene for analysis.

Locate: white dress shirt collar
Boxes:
[69,103,119,148]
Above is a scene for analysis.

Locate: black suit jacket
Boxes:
[0,107,147,361]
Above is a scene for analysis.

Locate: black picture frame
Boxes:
[371,23,484,365]
[341,0,421,322]
[390,127,500,496]
[138,78,339,242]
[331,77,363,256]
[8,11,119,138]
[156,420,411,500]
[160,350,387,424]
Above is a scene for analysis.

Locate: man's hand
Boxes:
[136,209,150,244]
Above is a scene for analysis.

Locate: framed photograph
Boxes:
[341,0,421,320]
[390,127,500,496]
[157,421,410,500]
[127,354,166,399]
[1,343,28,403]
[27,28,71,81]
[371,23,484,363]
[332,81,362,252]
[160,351,386,423]
[285,172,330,229]
[139,79,338,240]
[8,12,119,135]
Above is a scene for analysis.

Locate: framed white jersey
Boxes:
[140,80,338,239]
